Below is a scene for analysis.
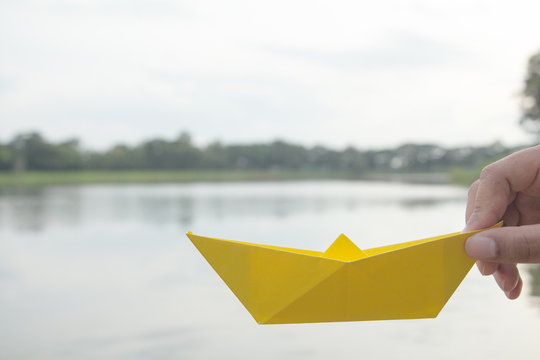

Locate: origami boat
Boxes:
[187,223,500,324]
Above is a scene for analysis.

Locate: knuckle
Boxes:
[504,231,538,262]
[480,163,499,179]
[468,180,479,197]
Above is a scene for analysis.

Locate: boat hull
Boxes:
[187,225,498,324]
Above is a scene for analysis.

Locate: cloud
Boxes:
[0,0,537,149]
[264,30,466,71]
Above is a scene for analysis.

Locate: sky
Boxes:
[1,0,540,150]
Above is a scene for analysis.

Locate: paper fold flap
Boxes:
[322,234,368,261]
[187,221,503,324]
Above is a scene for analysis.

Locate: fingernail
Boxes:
[477,261,489,275]
[478,261,484,273]
[465,235,498,260]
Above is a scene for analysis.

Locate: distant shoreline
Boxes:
[0,169,479,187]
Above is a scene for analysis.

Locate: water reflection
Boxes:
[528,264,540,299]
[3,182,540,360]
[399,198,451,208]
[64,326,200,359]
[0,186,83,231]
[0,182,466,232]
[178,197,195,226]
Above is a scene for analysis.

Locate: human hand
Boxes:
[464,145,540,299]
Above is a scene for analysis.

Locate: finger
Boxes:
[465,180,480,223]
[464,146,540,231]
[476,260,499,275]
[492,263,520,292]
[464,166,512,231]
[514,193,540,225]
[465,224,540,263]
[505,277,523,300]
[501,203,520,227]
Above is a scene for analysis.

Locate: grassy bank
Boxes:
[448,167,481,187]
[448,153,513,187]
[0,169,362,187]
[0,168,482,187]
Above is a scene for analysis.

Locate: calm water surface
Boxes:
[1,181,540,359]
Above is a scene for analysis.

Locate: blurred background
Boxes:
[2,1,540,359]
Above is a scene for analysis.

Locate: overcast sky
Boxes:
[1,0,539,150]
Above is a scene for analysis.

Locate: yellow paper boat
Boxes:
[187,223,500,324]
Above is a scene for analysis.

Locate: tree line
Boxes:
[0,131,517,174]
[0,49,538,174]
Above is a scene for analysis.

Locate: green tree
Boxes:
[173,132,201,169]
[0,144,13,170]
[10,132,82,171]
[521,49,540,136]
[97,143,149,169]
[201,141,229,169]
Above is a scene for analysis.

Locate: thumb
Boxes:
[465,224,540,263]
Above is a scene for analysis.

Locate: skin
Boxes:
[464,145,540,299]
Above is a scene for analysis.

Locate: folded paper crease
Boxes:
[186,222,501,324]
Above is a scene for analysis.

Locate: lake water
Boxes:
[1,181,540,359]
